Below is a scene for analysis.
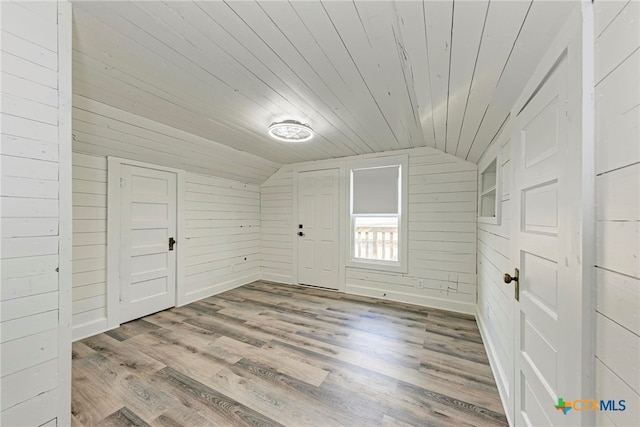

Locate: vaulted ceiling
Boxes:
[72,0,576,168]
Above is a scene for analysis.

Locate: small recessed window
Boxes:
[478,151,502,225]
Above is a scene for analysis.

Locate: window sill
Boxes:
[478,216,500,225]
[346,259,407,274]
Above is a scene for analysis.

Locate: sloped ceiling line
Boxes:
[71,0,577,183]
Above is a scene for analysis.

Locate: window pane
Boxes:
[353,216,399,261]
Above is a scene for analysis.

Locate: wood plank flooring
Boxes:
[72,281,507,427]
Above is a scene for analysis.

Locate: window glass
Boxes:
[353,216,399,261]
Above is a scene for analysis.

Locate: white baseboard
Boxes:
[179,272,260,306]
[475,307,514,427]
[257,277,475,315]
[72,318,112,342]
[260,272,293,285]
[345,283,476,315]
[73,274,260,341]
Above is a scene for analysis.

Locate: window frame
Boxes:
[346,154,408,273]
[478,145,503,225]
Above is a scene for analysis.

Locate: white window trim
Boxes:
[477,150,502,225]
[346,154,408,274]
[477,124,506,225]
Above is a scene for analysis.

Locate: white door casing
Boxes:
[297,168,340,290]
[510,6,592,424]
[119,164,178,323]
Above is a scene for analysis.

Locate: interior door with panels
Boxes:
[511,49,585,426]
[119,164,177,323]
[297,168,340,290]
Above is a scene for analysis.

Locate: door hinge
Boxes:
[120,177,126,188]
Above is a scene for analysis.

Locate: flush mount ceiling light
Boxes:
[268,120,314,142]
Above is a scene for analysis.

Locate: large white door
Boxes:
[297,169,340,290]
[511,52,583,425]
[120,164,177,323]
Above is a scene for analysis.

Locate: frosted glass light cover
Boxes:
[268,120,314,142]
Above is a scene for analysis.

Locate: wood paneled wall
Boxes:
[71,153,108,340]
[475,3,639,425]
[347,150,477,313]
[1,2,71,425]
[183,172,261,304]
[260,165,295,284]
[71,96,278,185]
[71,118,262,339]
[260,147,478,314]
[594,2,640,426]
[474,127,513,424]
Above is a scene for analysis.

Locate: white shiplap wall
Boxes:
[474,127,514,423]
[260,165,295,284]
[594,2,640,426]
[72,95,279,185]
[474,4,640,423]
[183,172,261,304]
[260,147,478,314]
[71,107,262,338]
[348,149,477,313]
[71,153,108,340]
[1,2,71,425]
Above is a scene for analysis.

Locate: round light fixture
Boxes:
[268,120,314,142]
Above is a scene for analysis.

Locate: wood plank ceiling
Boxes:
[71,0,577,170]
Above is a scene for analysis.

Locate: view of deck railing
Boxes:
[354,226,398,261]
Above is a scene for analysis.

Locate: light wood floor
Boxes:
[71,281,507,426]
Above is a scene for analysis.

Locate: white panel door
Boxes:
[511,55,582,425]
[297,169,340,290]
[120,164,177,323]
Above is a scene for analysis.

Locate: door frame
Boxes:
[292,160,348,292]
[508,3,595,424]
[106,157,186,328]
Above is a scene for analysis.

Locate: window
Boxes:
[348,155,408,273]
[478,149,502,225]
[479,159,497,217]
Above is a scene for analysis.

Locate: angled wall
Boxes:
[260,147,478,314]
[72,96,278,185]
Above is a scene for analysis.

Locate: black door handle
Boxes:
[297,231,305,237]
[169,237,176,251]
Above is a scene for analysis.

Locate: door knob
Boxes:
[297,231,305,237]
[168,237,176,251]
[503,272,518,283]
[503,268,519,301]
